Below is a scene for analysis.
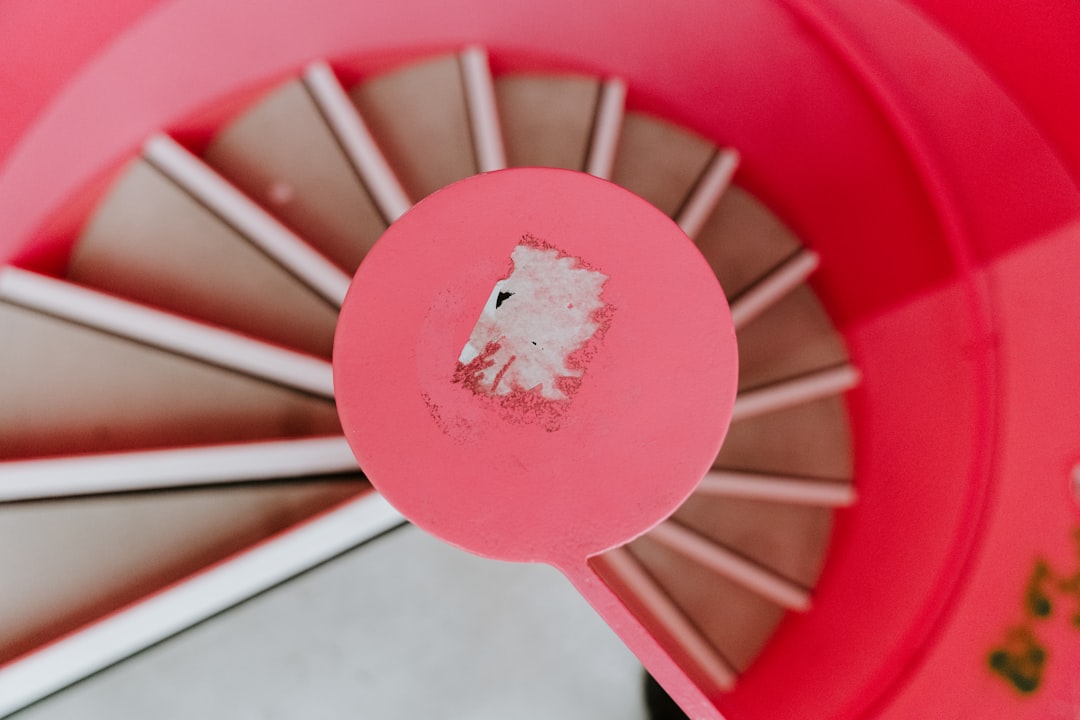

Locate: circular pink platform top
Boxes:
[335,168,737,567]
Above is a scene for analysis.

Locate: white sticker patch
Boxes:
[454,240,611,410]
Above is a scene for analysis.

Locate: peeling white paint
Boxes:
[457,243,609,401]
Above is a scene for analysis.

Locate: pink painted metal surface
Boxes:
[1,0,1080,718]
[334,169,737,565]
[335,168,737,717]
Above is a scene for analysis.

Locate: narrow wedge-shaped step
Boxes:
[70,159,338,357]
[629,536,785,675]
[0,303,340,460]
[648,521,812,612]
[0,268,334,398]
[715,395,853,478]
[734,282,850,392]
[673,494,833,592]
[495,74,599,170]
[144,134,350,306]
[0,491,404,717]
[675,149,740,239]
[0,436,358,502]
[591,547,738,692]
[585,78,627,180]
[0,479,361,664]
[693,186,805,301]
[349,55,475,200]
[696,469,856,507]
[732,364,860,422]
[202,79,387,275]
[460,46,507,173]
[611,113,715,217]
[303,62,412,223]
[730,249,820,330]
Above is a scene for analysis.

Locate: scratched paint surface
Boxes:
[454,237,612,427]
[988,529,1080,694]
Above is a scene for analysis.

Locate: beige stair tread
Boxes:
[611,112,714,218]
[735,284,849,391]
[628,536,784,673]
[70,160,339,358]
[204,79,386,274]
[0,479,364,664]
[495,74,599,171]
[673,495,832,588]
[349,55,476,201]
[716,395,853,480]
[695,186,803,300]
[0,303,341,460]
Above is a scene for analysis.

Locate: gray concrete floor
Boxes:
[17,525,647,720]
